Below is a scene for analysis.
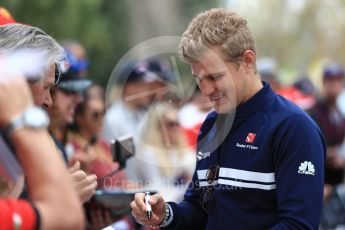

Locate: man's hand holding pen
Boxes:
[131,192,166,227]
[145,192,153,219]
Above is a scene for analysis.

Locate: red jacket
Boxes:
[0,199,37,230]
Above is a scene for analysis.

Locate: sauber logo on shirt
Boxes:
[245,132,256,143]
[235,132,259,150]
[298,161,315,175]
[236,143,258,150]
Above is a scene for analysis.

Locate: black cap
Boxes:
[57,70,92,93]
[117,61,170,85]
[145,59,175,83]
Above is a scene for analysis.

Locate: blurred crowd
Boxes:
[1,5,345,230]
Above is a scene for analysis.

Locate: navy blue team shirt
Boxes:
[163,82,325,230]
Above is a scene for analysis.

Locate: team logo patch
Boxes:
[245,133,256,143]
[197,151,211,161]
[298,161,315,176]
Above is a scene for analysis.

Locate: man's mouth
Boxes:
[210,95,223,105]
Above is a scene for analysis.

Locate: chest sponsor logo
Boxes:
[245,132,256,143]
[236,142,259,150]
[197,151,211,160]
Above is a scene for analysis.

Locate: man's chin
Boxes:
[215,107,229,114]
[214,104,235,114]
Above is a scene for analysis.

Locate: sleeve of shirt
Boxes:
[161,171,208,230]
[0,199,39,230]
[270,114,325,230]
[161,112,216,229]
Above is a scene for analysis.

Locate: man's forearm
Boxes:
[12,128,84,229]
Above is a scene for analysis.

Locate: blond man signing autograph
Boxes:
[131,8,325,230]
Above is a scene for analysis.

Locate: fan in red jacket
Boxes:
[0,200,38,230]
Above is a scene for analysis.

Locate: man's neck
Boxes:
[49,121,68,144]
[241,74,263,104]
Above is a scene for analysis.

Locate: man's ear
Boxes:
[242,50,256,72]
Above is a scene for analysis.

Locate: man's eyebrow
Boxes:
[193,71,225,79]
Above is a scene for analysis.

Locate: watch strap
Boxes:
[150,203,173,229]
[1,107,49,139]
[2,114,24,139]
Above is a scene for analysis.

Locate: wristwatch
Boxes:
[3,106,50,138]
[150,203,173,229]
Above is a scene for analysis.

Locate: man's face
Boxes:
[77,98,105,135]
[191,47,249,114]
[123,80,153,110]
[50,89,82,125]
[323,77,344,100]
[29,64,55,109]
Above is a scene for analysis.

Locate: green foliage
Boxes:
[2,0,130,86]
[1,0,220,87]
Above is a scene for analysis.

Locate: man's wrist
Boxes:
[150,203,173,229]
[159,203,173,228]
[2,106,49,139]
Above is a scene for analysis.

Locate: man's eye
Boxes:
[212,75,222,81]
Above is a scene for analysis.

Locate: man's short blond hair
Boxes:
[179,8,256,64]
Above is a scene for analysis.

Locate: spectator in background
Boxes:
[293,76,316,97]
[145,59,173,101]
[178,86,212,149]
[61,40,90,78]
[128,102,195,202]
[309,62,345,199]
[48,65,92,156]
[103,61,168,142]
[67,84,127,188]
[0,23,97,204]
[67,84,133,230]
[292,76,316,110]
[48,70,97,203]
[0,23,65,111]
[257,57,281,92]
[257,57,315,110]
[0,76,85,230]
[0,46,84,230]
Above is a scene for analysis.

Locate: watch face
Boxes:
[23,107,49,128]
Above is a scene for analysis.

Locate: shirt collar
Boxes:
[234,81,276,118]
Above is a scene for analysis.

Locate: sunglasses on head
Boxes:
[55,57,70,85]
[54,63,61,85]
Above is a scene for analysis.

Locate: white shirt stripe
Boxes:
[198,178,276,190]
[218,179,276,190]
[219,167,275,183]
[197,167,275,183]
[197,169,208,180]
